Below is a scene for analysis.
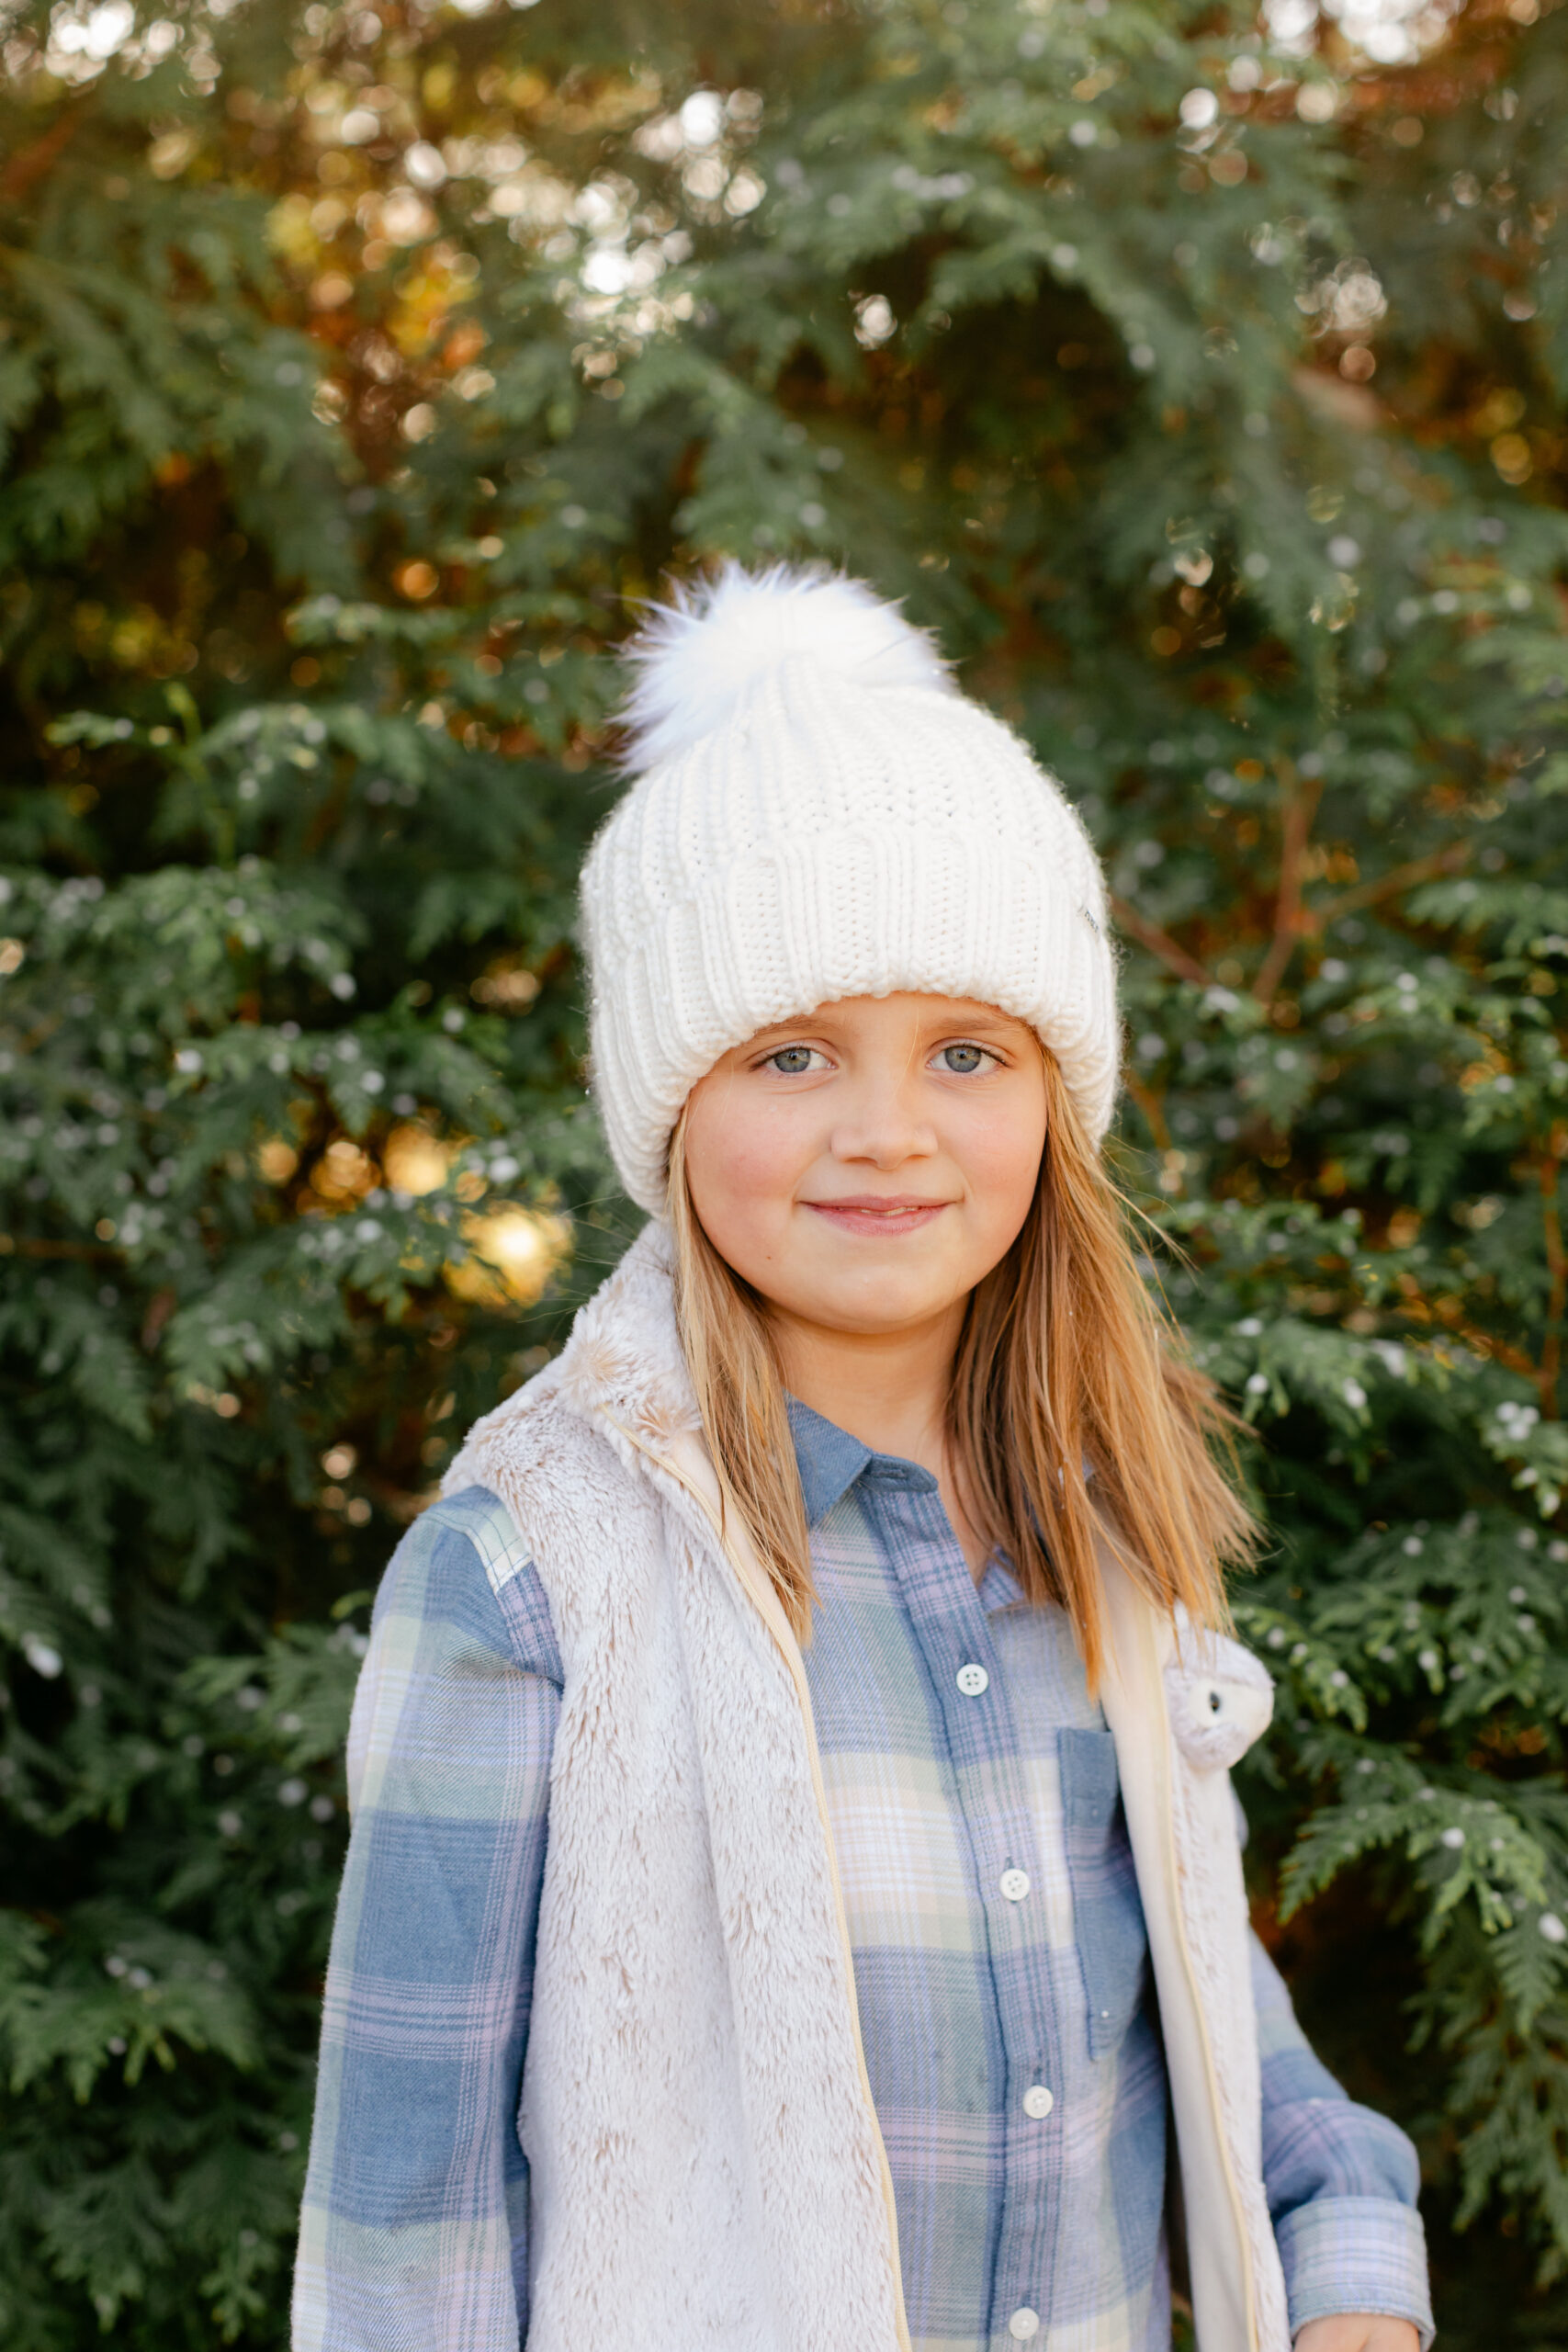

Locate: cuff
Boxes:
[1276,2195,1434,2350]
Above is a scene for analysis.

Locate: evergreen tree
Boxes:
[2,0,1566,2341]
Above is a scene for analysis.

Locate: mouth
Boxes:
[801,1196,953,1237]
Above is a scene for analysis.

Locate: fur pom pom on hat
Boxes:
[617,562,955,768]
[581,562,1119,1213]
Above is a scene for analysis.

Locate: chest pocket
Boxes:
[1058,1726,1149,2062]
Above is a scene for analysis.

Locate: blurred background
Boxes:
[1,0,1566,2342]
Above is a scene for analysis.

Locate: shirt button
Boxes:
[998,1867,1031,1903]
[1022,2083,1055,2120]
[955,1661,989,1697]
[1009,2310,1041,2341]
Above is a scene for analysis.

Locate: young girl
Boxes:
[294,568,1432,2352]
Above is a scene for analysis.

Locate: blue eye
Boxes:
[938,1043,988,1074]
[768,1046,819,1075]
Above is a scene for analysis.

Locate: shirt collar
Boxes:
[785,1396,875,1526]
[786,1396,953,1526]
[785,1396,1023,1600]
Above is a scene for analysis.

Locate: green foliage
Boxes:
[3,0,1568,2339]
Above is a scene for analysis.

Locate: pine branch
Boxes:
[1109,897,1213,989]
[1252,757,1322,1010]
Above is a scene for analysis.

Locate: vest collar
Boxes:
[553,1217,703,1451]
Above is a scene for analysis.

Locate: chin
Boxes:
[817,1276,964,1332]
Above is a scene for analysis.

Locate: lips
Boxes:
[802,1197,951,1236]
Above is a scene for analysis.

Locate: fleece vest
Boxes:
[444,1222,1290,2352]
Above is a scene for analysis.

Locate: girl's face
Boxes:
[682,993,1047,1341]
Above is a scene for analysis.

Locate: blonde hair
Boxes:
[667,1051,1258,1682]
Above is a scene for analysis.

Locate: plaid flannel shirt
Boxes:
[296,1402,1433,2352]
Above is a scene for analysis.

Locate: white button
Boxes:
[1022,2084,1055,2120]
[1009,2310,1041,2341]
[998,1867,1031,1903]
[955,1662,989,1697]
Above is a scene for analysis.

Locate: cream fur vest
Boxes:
[444,1224,1291,2352]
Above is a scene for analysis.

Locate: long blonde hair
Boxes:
[667,1050,1258,1683]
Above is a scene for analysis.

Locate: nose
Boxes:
[828,1071,938,1170]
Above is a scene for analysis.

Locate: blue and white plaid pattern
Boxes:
[296,1410,1432,2352]
[294,1489,558,2352]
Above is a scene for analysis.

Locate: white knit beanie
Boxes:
[581,564,1120,1214]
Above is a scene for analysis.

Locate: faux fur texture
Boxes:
[445,1224,1284,2350]
[1164,1627,1290,2352]
[1166,1617,1276,1773]
[617,562,954,771]
[1099,1573,1291,2352]
[445,1224,908,2352]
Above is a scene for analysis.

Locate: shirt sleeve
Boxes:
[292,1485,561,2352]
[1252,1933,1434,2348]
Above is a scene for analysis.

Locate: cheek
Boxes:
[682,1089,813,1249]
[959,1106,1046,1237]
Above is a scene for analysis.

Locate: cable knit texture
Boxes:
[582,565,1120,1212]
[443,1225,1289,2352]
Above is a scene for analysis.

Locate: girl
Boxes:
[294,568,1432,2352]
